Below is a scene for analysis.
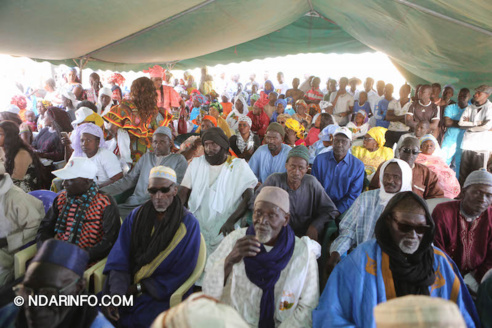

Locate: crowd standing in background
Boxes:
[0,65,491,328]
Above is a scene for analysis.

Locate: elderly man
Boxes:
[257,146,339,241]
[0,162,45,286]
[102,166,201,328]
[203,186,320,327]
[433,169,492,286]
[326,159,413,273]
[313,191,480,328]
[102,126,188,219]
[0,239,111,328]
[369,137,444,199]
[458,85,492,185]
[179,127,257,261]
[312,127,365,214]
[248,123,292,183]
[37,158,120,264]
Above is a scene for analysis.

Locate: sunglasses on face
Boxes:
[401,147,421,155]
[392,217,430,234]
[148,186,173,195]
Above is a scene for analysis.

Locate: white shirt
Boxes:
[459,100,492,151]
[388,99,412,132]
[367,90,382,112]
[329,92,355,115]
[70,148,122,186]
[276,83,289,95]
[203,228,320,328]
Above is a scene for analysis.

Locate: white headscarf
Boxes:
[60,88,80,108]
[233,94,249,115]
[97,87,113,116]
[379,159,413,206]
[70,123,107,157]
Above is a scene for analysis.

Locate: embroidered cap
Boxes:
[52,157,98,180]
[333,126,353,140]
[149,166,177,184]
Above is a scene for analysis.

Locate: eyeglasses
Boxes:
[401,147,421,155]
[148,186,173,195]
[363,136,375,141]
[13,278,80,298]
[392,217,430,234]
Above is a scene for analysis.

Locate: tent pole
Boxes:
[395,0,492,37]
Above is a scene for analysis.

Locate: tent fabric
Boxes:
[0,0,491,88]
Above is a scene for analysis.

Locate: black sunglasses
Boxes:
[401,147,421,155]
[392,217,430,234]
[148,186,173,195]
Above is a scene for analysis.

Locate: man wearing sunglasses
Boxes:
[0,239,112,328]
[102,166,201,327]
[314,191,480,327]
[433,169,492,325]
[369,137,444,199]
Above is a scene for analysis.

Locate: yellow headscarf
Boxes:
[84,113,105,128]
[285,118,305,139]
[367,126,387,149]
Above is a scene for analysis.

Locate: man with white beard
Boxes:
[203,186,320,327]
[313,191,480,328]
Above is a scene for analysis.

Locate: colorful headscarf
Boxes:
[367,126,388,149]
[285,118,305,139]
[250,93,260,103]
[263,80,275,95]
[70,123,107,157]
[202,115,218,127]
[209,101,223,114]
[108,73,125,86]
[10,95,27,110]
[308,103,321,115]
[275,98,287,109]
[192,93,207,105]
[295,99,308,110]
[355,109,369,123]
[40,99,53,109]
[143,65,166,79]
[209,90,219,98]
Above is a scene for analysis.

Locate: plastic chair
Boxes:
[28,190,58,213]
[169,233,207,307]
[426,198,454,214]
[14,244,37,279]
[84,258,108,293]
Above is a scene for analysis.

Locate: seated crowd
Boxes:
[0,67,491,327]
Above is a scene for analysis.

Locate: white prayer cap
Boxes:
[374,295,466,328]
[150,292,249,328]
[149,166,177,184]
[52,157,98,180]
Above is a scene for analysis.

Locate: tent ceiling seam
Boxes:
[306,0,314,12]
[84,0,216,57]
[395,0,492,37]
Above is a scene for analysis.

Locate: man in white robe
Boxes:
[203,186,320,327]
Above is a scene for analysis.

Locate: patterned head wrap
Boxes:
[250,94,260,103]
[275,99,287,109]
[40,99,53,109]
[295,99,308,110]
[238,115,252,127]
[192,93,207,105]
[285,118,305,139]
[143,65,166,79]
[209,101,223,114]
[10,95,28,110]
[108,73,126,86]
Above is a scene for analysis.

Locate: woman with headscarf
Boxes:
[0,121,47,192]
[352,126,394,181]
[108,73,125,104]
[32,107,73,165]
[144,65,181,116]
[229,116,261,161]
[270,98,287,123]
[209,102,232,138]
[284,118,306,147]
[67,123,123,187]
[103,77,168,163]
[255,80,275,109]
[292,100,312,125]
[226,94,249,134]
[415,134,460,198]
[36,99,52,130]
[347,110,370,147]
[60,89,79,121]
[97,87,113,116]
[316,191,480,327]
[10,95,28,121]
